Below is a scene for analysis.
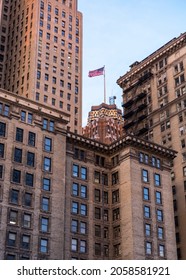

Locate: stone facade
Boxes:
[0,0,82,133]
[0,90,177,259]
[117,32,186,259]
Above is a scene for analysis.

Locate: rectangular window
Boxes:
[144,205,150,218]
[95,225,101,237]
[40,238,48,253]
[41,217,49,232]
[27,152,35,167]
[81,167,87,180]
[145,241,152,255]
[112,190,119,203]
[9,210,18,225]
[28,132,35,146]
[145,223,151,237]
[80,204,87,216]
[73,164,79,177]
[25,173,34,187]
[7,232,16,247]
[23,213,31,228]
[12,169,21,183]
[0,122,6,137]
[24,193,32,207]
[80,185,87,198]
[43,157,51,172]
[71,238,78,251]
[42,197,49,211]
[10,189,19,204]
[43,178,51,191]
[159,244,165,257]
[95,207,101,219]
[94,171,100,183]
[112,171,119,185]
[80,222,87,234]
[0,165,3,179]
[0,143,4,158]
[14,148,22,163]
[142,169,149,182]
[95,189,101,202]
[44,137,52,152]
[80,240,86,253]
[157,209,163,222]
[154,174,161,186]
[71,220,78,232]
[113,208,120,221]
[156,191,162,204]
[95,243,101,255]
[16,128,23,142]
[143,187,150,200]
[157,227,164,240]
[72,201,78,214]
[21,235,30,250]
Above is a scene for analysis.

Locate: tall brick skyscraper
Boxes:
[0,0,82,133]
[117,32,186,259]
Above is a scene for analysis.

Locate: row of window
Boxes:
[139,152,161,169]
[145,241,165,258]
[143,187,163,204]
[6,231,49,254]
[142,169,161,186]
[144,205,164,222]
[144,223,164,240]
[8,189,50,212]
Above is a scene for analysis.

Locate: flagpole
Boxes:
[104,66,106,103]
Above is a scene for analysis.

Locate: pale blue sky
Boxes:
[78,0,186,125]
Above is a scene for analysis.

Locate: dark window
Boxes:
[95,225,101,237]
[0,143,4,158]
[25,173,34,187]
[112,190,119,203]
[28,132,35,146]
[113,208,120,221]
[14,148,22,163]
[21,235,30,250]
[102,173,108,186]
[22,190,31,206]
[27,152,35,167]
[7,232,16,247]
[12,169,21,183]
[94,171,100,183]
[95,189,100,202]
[95,243,101,255]
[0,165,3,178]
[0,122,6,137]
[9,210,18,225]
[112,172,119,185]
[16,128,23,142]
[10,189,19,204]
[23,213,31,228]
[95,207,101,219]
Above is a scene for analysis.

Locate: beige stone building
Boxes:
[0,0,82,133]
[117,32,186,259]
[0,89,177,259]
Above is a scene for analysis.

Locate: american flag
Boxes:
[88,66,104,77]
